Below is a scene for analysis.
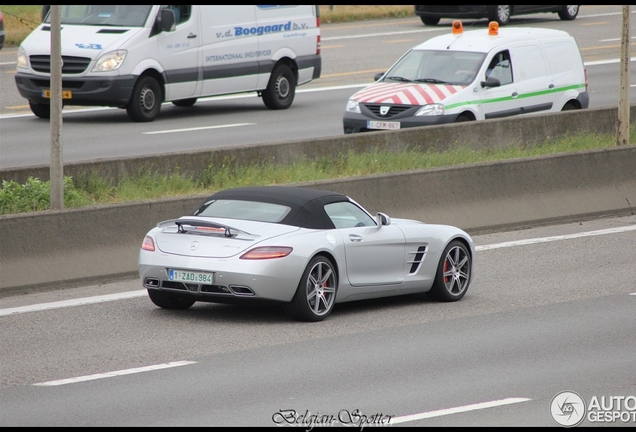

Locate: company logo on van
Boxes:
[233,21,309,36]
[353,83,465,105]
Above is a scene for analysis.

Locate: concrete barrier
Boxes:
[1,145,635,296]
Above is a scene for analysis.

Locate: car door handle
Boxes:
[187,33,197,39]
[349,234,363,242]
[511,92,518,98]
[549,83,555,88]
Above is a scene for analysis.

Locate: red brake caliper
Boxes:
[444,259,450,283]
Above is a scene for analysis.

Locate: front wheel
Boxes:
[29,101,51,119]
[558,5,579,20]
[126,76,162,122]
[262,64,296,110]
[284,256,337,322]
[427,240,472,302]
[147,289,196,310]
[421,16,440,26]
[488,5,511,26]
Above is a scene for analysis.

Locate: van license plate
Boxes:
[168,269,214,284]
[367,120,400,130]
[42,90,73,99]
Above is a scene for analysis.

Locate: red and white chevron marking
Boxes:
[353,82,466,105]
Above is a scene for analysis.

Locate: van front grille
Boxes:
[364,104,413,118]
[30,55,92,74]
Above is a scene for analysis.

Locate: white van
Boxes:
[15,5,322,122]
[343,21,588,134]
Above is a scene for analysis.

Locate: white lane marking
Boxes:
[390,397,531,424]
[0,290,147,316]
[143,123,255,134]
[32,361,197,386]
[1,225,634,317]
[475,225,636,251]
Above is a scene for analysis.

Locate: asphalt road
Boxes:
[1,6,636,169]
[1,214,635,427]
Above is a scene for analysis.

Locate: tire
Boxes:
[147,289,196,310]
[29,101,51,119]
[488,5,511,26]
[172,98,197,107]
[284,256,337,322]
[262,64,296,110]
[561,102,577,111]
[427,240,472,302]
[455,114,472,123]
[421,16,440,26]
[126,75,162,122]
[558,5,579,21]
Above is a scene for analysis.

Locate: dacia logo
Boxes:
[380,106,390,116]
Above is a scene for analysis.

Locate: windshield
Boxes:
[44,5,152,27]
[383,49,486,86]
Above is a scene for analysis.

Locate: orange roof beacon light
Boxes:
[452,20,463,34]
[488,21,499,36]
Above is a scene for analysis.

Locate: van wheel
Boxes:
[488,5,511,26]
[558,5,579,20]
[421,16,440,26]
[29,101,51,119]
[126,76,162,122]
[561,103,577,111]
[262,64,296,110]
[455,114,472,123]
[172,98,197,107]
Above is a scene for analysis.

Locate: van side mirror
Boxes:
[374,72,385,81]
[481,76,501,88]
[159,8,176,32]
[376,212,391,226]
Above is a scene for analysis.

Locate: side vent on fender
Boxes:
[407,246,428,275]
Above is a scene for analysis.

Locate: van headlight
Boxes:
[415,104,445,116]
[16,46,29,69]
[92,50,128,72]
[345,99,361,114]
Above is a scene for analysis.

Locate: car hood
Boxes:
[351,82,467,105]
[153,216,300,258]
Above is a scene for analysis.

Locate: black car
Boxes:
[0,9,5,50]
[414,5,579,26]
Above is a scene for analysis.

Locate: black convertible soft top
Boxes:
[194,186,353,229]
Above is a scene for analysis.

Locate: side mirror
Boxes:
[159,8,176,32]
[481,76,501,88]
[376,212,391,226]
[374,72,385,81]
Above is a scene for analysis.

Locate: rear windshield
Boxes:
[194,199,291,223]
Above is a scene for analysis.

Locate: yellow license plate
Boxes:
[43,90,73,99]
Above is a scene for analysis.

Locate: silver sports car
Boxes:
[138,186,475,322]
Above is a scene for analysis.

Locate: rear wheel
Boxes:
[262,64,296,110]
[455,114,473,123]
[147,289,196,310]
[488,5,511,26]
[421,16,440,26]
[561,102,577,111]
[29,101,51,119]
[126,75,162,122]
[172,98,197,107]
[558,5,579,20]
[284,256,337,322]
[427,240,472,302]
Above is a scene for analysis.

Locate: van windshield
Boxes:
[44,5,152,27]
[384,49,486,86]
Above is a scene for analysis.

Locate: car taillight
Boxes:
[141,235,155,251]
[240,246,293,260]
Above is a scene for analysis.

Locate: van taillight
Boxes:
[584,67,588,90]
[316,34,321,55]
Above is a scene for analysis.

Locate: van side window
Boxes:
[164,5,191,25]
[486,50,512,85]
